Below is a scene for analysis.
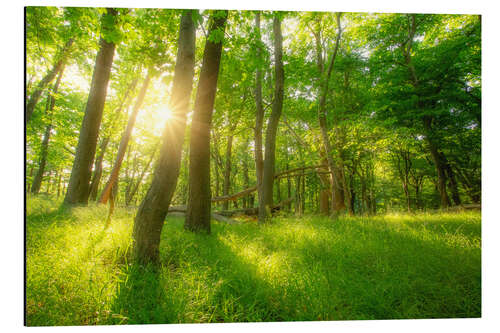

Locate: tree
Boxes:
[258,13,284,223]
[132,10,197,264]
[64,8,119,206]
[316,13,344,214]
[253,11,265,213]
[31,65,66,194]
[185,10,229,233]
[98,70,152,204]
[26,38,73,123]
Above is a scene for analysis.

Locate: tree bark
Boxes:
[64,8,117,206]
[31,65,65,194]
[132,10,197,264]
[56,170,62,198]
[242,147,250,209]
[423,116,451,208]
[184,11,228,233]
[222,133,234,210]
[88,137,110,201]
[442,155,462,206]
[26,38,73,123]
[316,13,344,215]
[258,14,284,223]
[295,175,302,215]
[254,11,265,212]
[99,71,152,204]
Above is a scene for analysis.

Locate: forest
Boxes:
[25,7,481,326]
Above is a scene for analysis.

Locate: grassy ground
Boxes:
[25,195,481,326]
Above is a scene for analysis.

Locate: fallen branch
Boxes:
[216,197,294,217]
[167,207,240,224]
[211,165,327,202]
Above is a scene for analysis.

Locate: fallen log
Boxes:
[166,209,240,224]
[216,197,294,217]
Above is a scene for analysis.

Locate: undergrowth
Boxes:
[25,195,481,326]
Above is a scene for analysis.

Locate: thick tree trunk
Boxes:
[64,8,117,206]
[185,11,228,233]
[26,38,73,123]
[31,65,65,194]
[132,10,197,264]
[258,14,284,223]
[99,71,151,204]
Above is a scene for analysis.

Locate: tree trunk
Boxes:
[211,130,223,201]
[31,65,65,194]
[64,8,117,206]
[318,157,331,215]
[301,169,306,214]
[258,14,284,223]
[348,170,356,215]
[99,71,152,204]
[132,10,197,264]
[242,149,250,209]
[253,11,265,215]
[442,156,461,206]
[454,166,480,204]
[56,170,62,198]
[295,175,302,215]
[88,137,109,201]
[222,134,234,210]
[26,38,73,123]
[89,78,139,201]
[287,166,292,212]
[316,13,344,215]
[185,11,228,233]
[423,116,451,208]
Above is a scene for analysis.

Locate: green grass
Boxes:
[26,195,481,326]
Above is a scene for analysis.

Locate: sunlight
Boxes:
[151,104,174,136]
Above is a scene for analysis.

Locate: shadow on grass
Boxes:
[108,220,280,325]
[208,216,481,320]
[102,214,482,324]
[108,263,164,325]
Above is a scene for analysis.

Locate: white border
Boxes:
[4,1,499,332]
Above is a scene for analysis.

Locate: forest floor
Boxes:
[25,195,481,326]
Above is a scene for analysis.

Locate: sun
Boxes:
[150,104,174,136]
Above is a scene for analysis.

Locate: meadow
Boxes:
[25,195,481,326]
